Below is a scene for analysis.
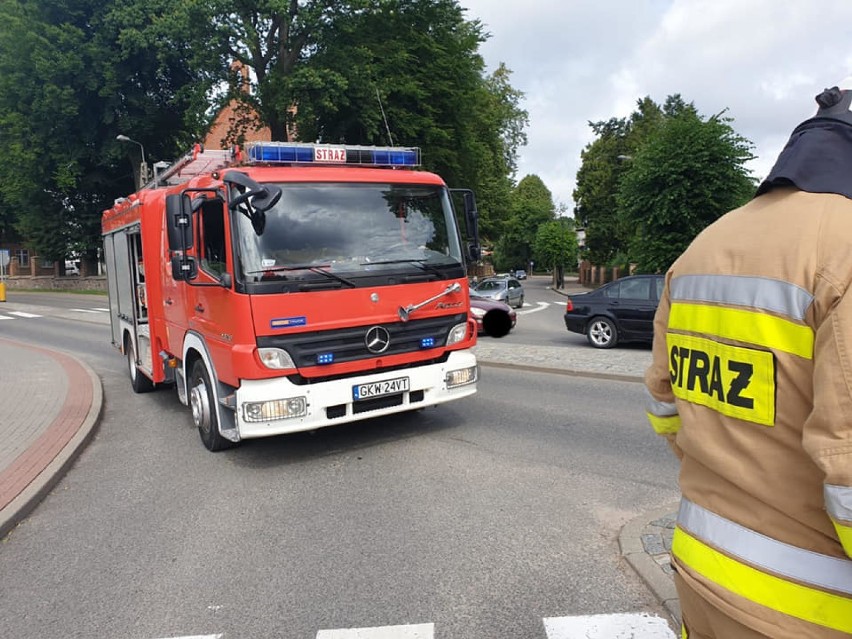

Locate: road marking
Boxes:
[70,308,106,313]
[518,301,552,315]
[155,635,223,639]
[93,306,110,311]
[8,311,41,318]
[316,623,434,638]
[0,314,12,320]
[543,613,676,638]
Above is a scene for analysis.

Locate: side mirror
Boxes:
[223,170,282,213]
[450,188,481,261]
[165,194,193,251]
[170,254,197,281]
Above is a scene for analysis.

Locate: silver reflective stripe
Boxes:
[826,484,852,522]
[677,498,852,595]
[670,274,813,321]
[644,387,678,417]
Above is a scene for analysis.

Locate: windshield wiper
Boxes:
[246,264,356,287]
[360,258,449,277]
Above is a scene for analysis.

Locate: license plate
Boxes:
[353,376,410,400]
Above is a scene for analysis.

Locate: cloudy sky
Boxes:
[458,0,852,212]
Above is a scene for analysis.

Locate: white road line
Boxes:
[543,613,676,638]
[93,307,110,311]
[155,635,222,639]
[0,314,12,320]
[8,311,41,318]
[69,308,104,313]
[316,623,434,638]
[517,301,551,315]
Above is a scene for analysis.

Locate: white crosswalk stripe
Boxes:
[316,623,434,638]
[543,613,676,638]
[70,308,107,313]
[8,311,41,318]
[0,314,13,320]
[154,613,676,639]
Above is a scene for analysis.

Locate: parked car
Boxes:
[563,274,665,348]
[473,276,525,308]
[514,269,527,280]
[470,293,516,337]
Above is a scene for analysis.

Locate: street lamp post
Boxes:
[153,161,170,187]
[117,134,148,189]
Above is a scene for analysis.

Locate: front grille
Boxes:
[325,388,425,420]
[258,314,466,369]
[352,393,404,414]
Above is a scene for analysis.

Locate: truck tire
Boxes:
[190,359,234,452]
[126,336,155,393]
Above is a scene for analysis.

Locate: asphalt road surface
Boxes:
[0,290,680,638]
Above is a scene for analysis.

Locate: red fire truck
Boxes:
[102,142,481,451]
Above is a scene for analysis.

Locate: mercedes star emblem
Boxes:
[365,326,391,354]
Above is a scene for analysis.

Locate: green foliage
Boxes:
[0,0,527,263]
[574,94,755,273]
[286,0,527,240]
[533,217,577,273]
[493,174,555,271]
[0,0,214,261]
[617,108,756,272]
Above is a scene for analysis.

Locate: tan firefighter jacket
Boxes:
[645,187,852,638]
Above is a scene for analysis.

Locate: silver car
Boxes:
[473,276,525,308]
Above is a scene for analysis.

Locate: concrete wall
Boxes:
[2,276,107,292]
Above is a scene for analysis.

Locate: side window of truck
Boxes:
[199,202,227,275]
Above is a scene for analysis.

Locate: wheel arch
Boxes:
[180,332,239,440]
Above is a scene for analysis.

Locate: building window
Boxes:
[15,248,29,268]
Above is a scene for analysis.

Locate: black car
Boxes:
[563,274,665,348]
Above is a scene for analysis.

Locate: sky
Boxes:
[458,0,852,213]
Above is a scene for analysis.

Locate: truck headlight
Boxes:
[446,322,468,345]
[243,397,307,422]
[257,347,296,370]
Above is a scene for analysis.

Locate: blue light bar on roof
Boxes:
[246,142,421,167]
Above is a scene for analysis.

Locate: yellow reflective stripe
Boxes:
[681,623,688,639]
[672,527,852,633]
[833,520,852,558]
[669,302,813,359]
[647,412,681,435]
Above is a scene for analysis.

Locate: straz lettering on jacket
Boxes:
[667,333,776,426]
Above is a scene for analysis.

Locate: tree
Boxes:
[533,217,577,287]
[573,97,666,266]
[0,0,214,265]
[494,174,554,272]
[286,1,526,241]
[617,108,755,273]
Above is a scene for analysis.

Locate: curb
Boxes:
[0,347,103,540]
[619,502,681,627]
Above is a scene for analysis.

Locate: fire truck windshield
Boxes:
[236,182,466,290]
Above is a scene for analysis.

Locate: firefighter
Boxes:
[644,82,852,638]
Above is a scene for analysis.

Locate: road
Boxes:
[0,283,680,639]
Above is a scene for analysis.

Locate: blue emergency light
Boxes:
[246,142,420,167]
[317,352,335,365]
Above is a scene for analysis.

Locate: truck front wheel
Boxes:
[190,360,233,452]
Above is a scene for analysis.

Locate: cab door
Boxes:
[185,198,242,384]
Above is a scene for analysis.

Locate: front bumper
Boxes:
[234,350,478,439]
